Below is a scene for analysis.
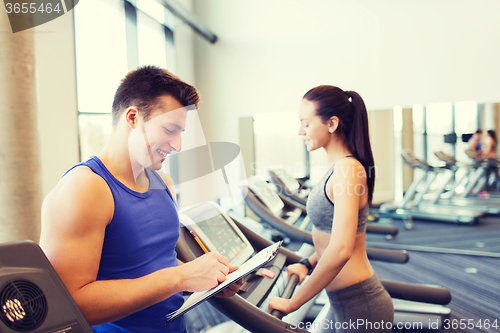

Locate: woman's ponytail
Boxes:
[344,91,375,205]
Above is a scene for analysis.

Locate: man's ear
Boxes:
[328,116,339,134]
[125,107,140,129]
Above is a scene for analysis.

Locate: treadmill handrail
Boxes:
[271,274,300,319]
[366,224,399,236]
[366,247,409,263]
[382,280,452,305]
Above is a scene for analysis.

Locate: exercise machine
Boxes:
[379,149,486,224]
[429,151,500,213]
[176,202,452,332]
[459,149,500,198]
[0,241,94,333]
[267,168,311,206]
[176,201,312,333]
[242,176,405,263]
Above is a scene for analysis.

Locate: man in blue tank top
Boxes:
[39,66,241,332]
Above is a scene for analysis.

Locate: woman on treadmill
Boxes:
[483,130,499,192]
[268,86,393,332]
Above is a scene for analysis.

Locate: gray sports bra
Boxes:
[306,159,369,234]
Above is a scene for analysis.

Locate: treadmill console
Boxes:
[178,202,287,307]
[247,177,285,215]
[271,168,301,192]
[179,202,254,266]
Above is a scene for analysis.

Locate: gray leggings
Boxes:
[320,275,394,333]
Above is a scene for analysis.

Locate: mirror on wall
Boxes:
[250,102,500,255]
[378,101,500,256]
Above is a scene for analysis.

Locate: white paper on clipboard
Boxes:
[166,241,282,323]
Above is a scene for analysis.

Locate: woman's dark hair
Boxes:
[111,65,200,126]
[303,85,375,204]
[488,130,497,148]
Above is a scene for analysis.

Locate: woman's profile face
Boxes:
[298,99,330,151]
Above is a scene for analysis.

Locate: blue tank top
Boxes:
[64,156,186,333]
[306,162,369,234]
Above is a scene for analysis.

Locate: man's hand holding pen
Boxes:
[188,230,243,297]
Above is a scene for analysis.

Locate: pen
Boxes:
[190,230,209,253]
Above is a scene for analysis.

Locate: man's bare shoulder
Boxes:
[47,165,111,200]
[42,165,114,230]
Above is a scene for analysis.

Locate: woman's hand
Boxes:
[268,296,294,316]
[286,263,309,285]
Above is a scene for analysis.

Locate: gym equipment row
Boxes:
[379,149,486,224]
[178,202,452,332]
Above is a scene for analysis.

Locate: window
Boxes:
[455,101,478,163]
[393,106,403,200]
[137,10,167,68]
[74,0,176,163]
[78,114,113,161]
[74,0,127,161]
[75,0,127,116]
[425,102,453,166]
[412,104,425,160]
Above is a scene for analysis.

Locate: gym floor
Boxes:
[369,217,500,333]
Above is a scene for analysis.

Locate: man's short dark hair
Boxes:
[111,66,200,126]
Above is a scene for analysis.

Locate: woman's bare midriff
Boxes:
[312,226,375,292]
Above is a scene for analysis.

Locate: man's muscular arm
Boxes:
[40,166,230,325]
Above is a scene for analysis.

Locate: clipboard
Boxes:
[166,241,282,323]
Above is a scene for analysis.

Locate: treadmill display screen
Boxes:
[196,214,248,261]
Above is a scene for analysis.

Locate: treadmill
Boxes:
[176,202,452,332]
[459,149,500,199]
[176,201,310,333]
[379,149,485,224]
[267,168,311,206]
[429,151,500,213]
